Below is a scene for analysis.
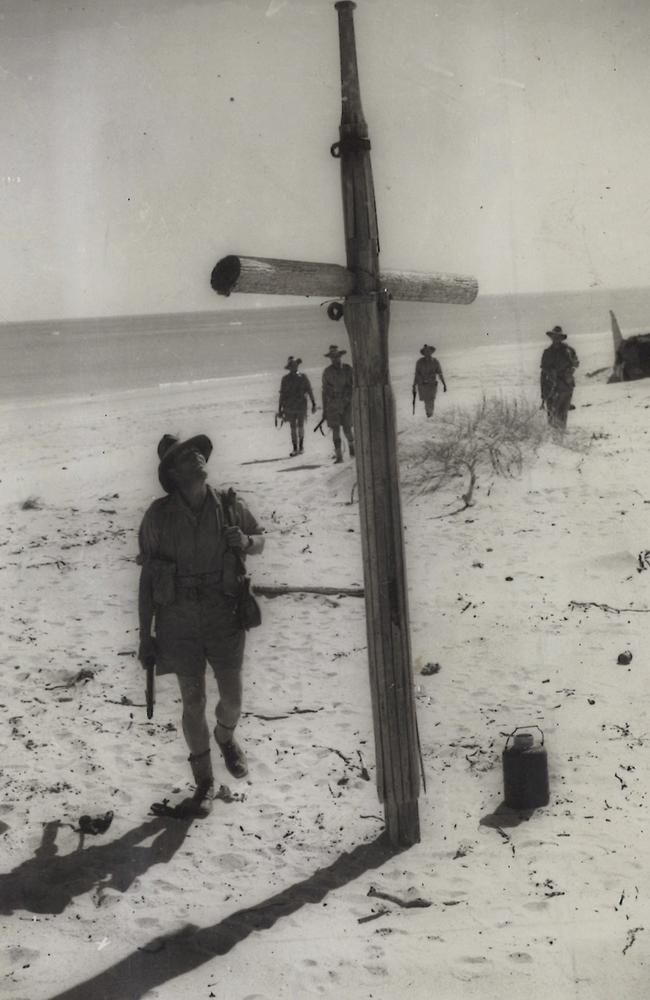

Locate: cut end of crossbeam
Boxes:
[211,255,242,297]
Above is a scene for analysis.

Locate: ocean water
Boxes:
[2,286,650,403]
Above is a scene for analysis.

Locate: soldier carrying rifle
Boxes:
[137,433,264,815]
[540,325,579,430]
[412,344,446,417]
[322,344,355,463]
[277,356,317,456]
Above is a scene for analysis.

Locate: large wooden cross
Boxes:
[211,1,477,846]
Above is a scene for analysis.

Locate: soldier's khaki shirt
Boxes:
[322,363,353,416]
[138,486,260,583]
[138,487,262,675]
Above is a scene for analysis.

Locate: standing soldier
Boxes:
[137,433,265,815]
[413,344,447,418]
[540,325,579,429]
[322,344,355,463]
[277,356,317,456]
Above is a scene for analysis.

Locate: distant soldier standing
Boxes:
[277,356,317,456]
[540,325,579,429]
[413,344,446,418]
[322,344,355,463]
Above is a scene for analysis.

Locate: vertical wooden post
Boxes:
[212,2,478,845]
[334,1,420,846]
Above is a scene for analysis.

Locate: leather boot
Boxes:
[214,725,248,778]
[188,749,214,803]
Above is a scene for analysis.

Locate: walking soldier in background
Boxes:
[277,356,317,456]
[540,325,579,429]
[413,344,446,418]
[322,344,354,463]
[137,433,264,815]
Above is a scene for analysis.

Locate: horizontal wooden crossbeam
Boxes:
[211,254,478,305]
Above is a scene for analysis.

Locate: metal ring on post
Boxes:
[327,301,344,321]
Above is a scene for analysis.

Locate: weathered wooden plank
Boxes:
[335,0,423,848]
[383,383,420,788]
[345,294,421,844]
[211,254,478,305]
[253,584,364,598]
[384,268,478,305]
[205,1,480,848]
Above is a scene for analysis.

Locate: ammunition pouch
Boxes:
[238,577,262,631]
[149,559,177,606]
[176,572,222,602]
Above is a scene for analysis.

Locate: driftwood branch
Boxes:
[367,885,432,909]
[242,708,323,721]
[357,906,389,924]
[428,501,474,520]
[319,745,352,766]
[569,601,650,615]
[253,584,364,598]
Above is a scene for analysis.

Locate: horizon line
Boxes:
[1,283,649,329]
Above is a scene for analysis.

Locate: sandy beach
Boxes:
[1,328,649,999]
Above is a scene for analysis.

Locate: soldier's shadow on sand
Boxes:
[0,814,193,916]
[277,464,323,472]
[46,833,399,1000]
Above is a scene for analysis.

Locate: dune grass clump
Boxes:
[402,395,549,508]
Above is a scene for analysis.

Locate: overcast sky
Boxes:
[2,0,650,322]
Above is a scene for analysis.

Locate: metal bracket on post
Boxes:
[330,136,372,158]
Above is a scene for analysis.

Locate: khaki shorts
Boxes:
[154,590,245,678]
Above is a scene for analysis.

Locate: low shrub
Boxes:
[401,395,549,507]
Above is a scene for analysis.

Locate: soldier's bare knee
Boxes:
[181,683,207,714]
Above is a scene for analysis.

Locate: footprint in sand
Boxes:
[218,852,248,871]
[363,963,389,977]
[8,946,40,964]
